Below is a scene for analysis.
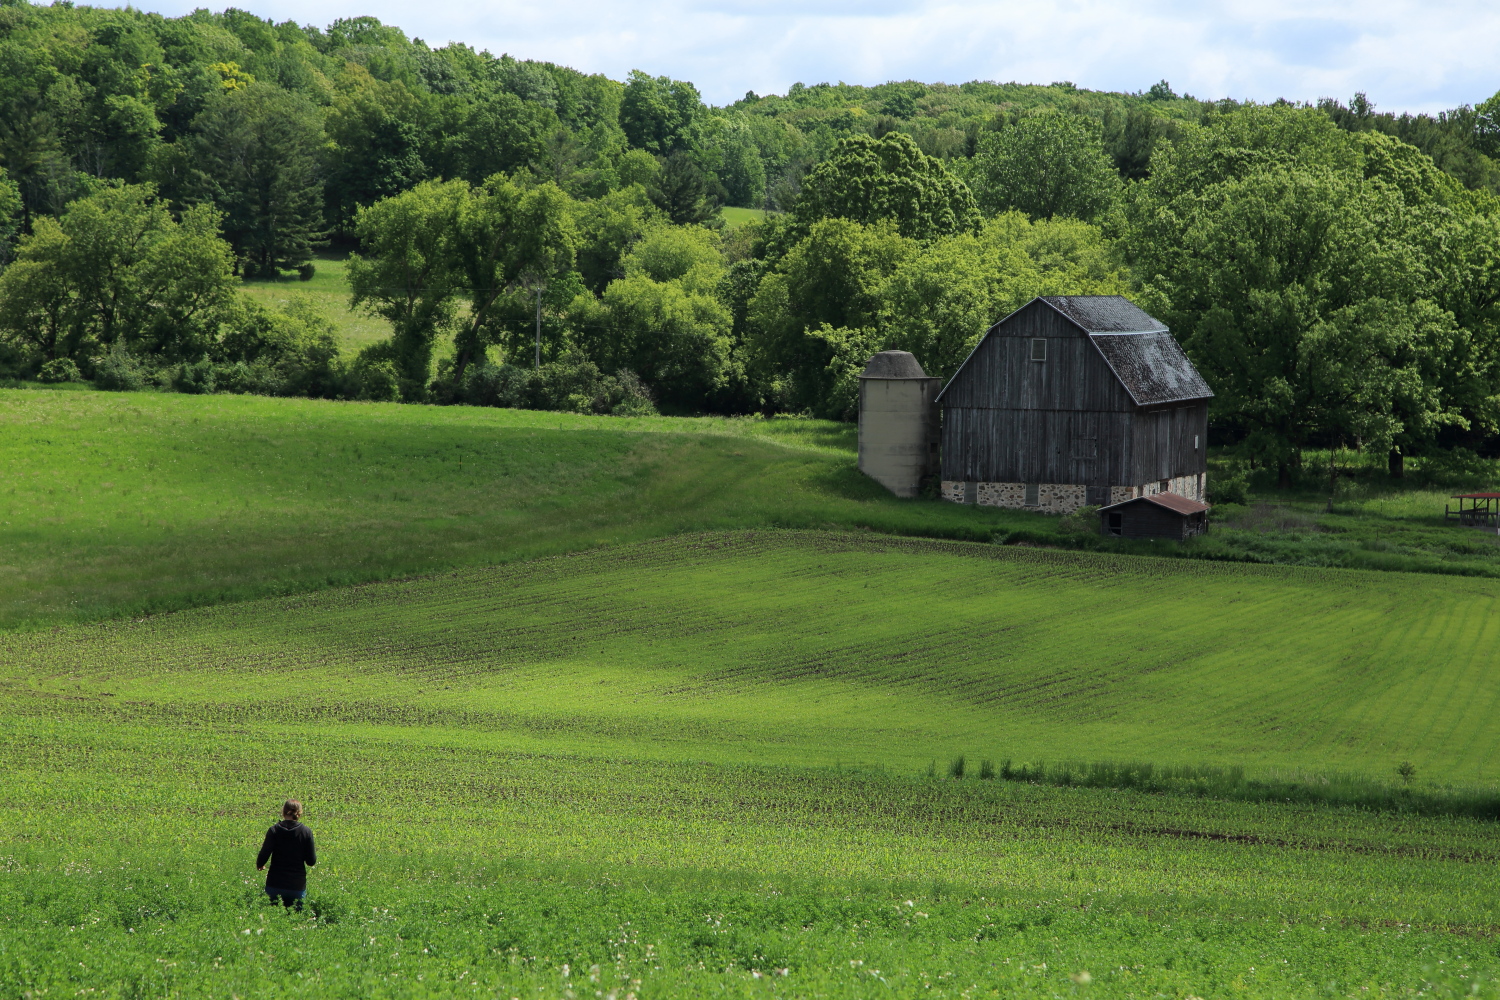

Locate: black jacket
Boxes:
[257,820,317,891]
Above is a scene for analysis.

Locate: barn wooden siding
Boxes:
[939,299,1208,487]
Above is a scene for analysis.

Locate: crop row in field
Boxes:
[4,711,1500,998]
[6,530,1499,781]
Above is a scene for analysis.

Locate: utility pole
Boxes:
[519,270,546,369]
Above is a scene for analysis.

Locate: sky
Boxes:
[132,0,1499,113]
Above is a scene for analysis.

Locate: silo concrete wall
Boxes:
[858,377,940,497]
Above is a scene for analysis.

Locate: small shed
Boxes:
[1098,492,1210,540]
[857,351,941,497]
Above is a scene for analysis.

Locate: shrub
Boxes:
[37,358,82,383]
[297,262,316,281]
[1208,473,1249,506]
[212,361,256,394]
[90,350,148,391]
[456,354,657,417]
[607,369,657,416]
[171,358,218,395]
[1058,505,1099,534]
[352,358,401,402]
[948,755,966,779]
[459,361,531,409]
[221,297,342,399]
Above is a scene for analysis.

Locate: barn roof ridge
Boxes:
[1037,295,1168,334]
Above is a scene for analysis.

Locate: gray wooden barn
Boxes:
[932,296,1213,514]
[852,295,1212,515]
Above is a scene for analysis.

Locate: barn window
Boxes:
[1108,512,1122,535]
[1024,482,1040,506]
[1195,434,1200,450]
[1159,479,1170,493]
[1030,338,1047,361]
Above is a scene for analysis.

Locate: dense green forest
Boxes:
[1,1,1499,479]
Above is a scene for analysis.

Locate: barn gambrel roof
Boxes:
[937,296,1213,407]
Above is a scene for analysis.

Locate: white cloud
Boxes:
[133,0,1499,112]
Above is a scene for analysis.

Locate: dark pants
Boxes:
[265,886,306,910]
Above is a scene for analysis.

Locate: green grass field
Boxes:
[721,206,767,229]
[6,386,1500,633]
[0,389,1046,629]
[8,386,1500,996]
[7,529,1500,777]
[239,253,391,354]
[6,531,1500,997]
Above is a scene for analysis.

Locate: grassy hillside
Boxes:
[7,386,1500,629]
[5,531,1500,997]
[0,388,1046,629]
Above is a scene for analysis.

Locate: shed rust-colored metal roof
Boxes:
[858,350,930,379]
[1097,492,1211,516]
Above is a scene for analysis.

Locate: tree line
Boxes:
[1,2,1499,479]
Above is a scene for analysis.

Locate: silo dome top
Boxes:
[858,351,929,379]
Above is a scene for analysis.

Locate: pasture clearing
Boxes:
[5,530,1500,996]
[721,206,768,229]
[238,253,393,354]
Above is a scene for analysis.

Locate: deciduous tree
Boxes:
[792,133,979,241]
[0,184,237,366]
[347,179,467,393]
[969,112,1120,221]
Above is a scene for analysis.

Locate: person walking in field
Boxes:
[256,799,317,910]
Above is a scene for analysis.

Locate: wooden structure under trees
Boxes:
[1446,493,1500,528]
[935,296,1214,515]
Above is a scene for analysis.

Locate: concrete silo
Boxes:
[857,351,941,497]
